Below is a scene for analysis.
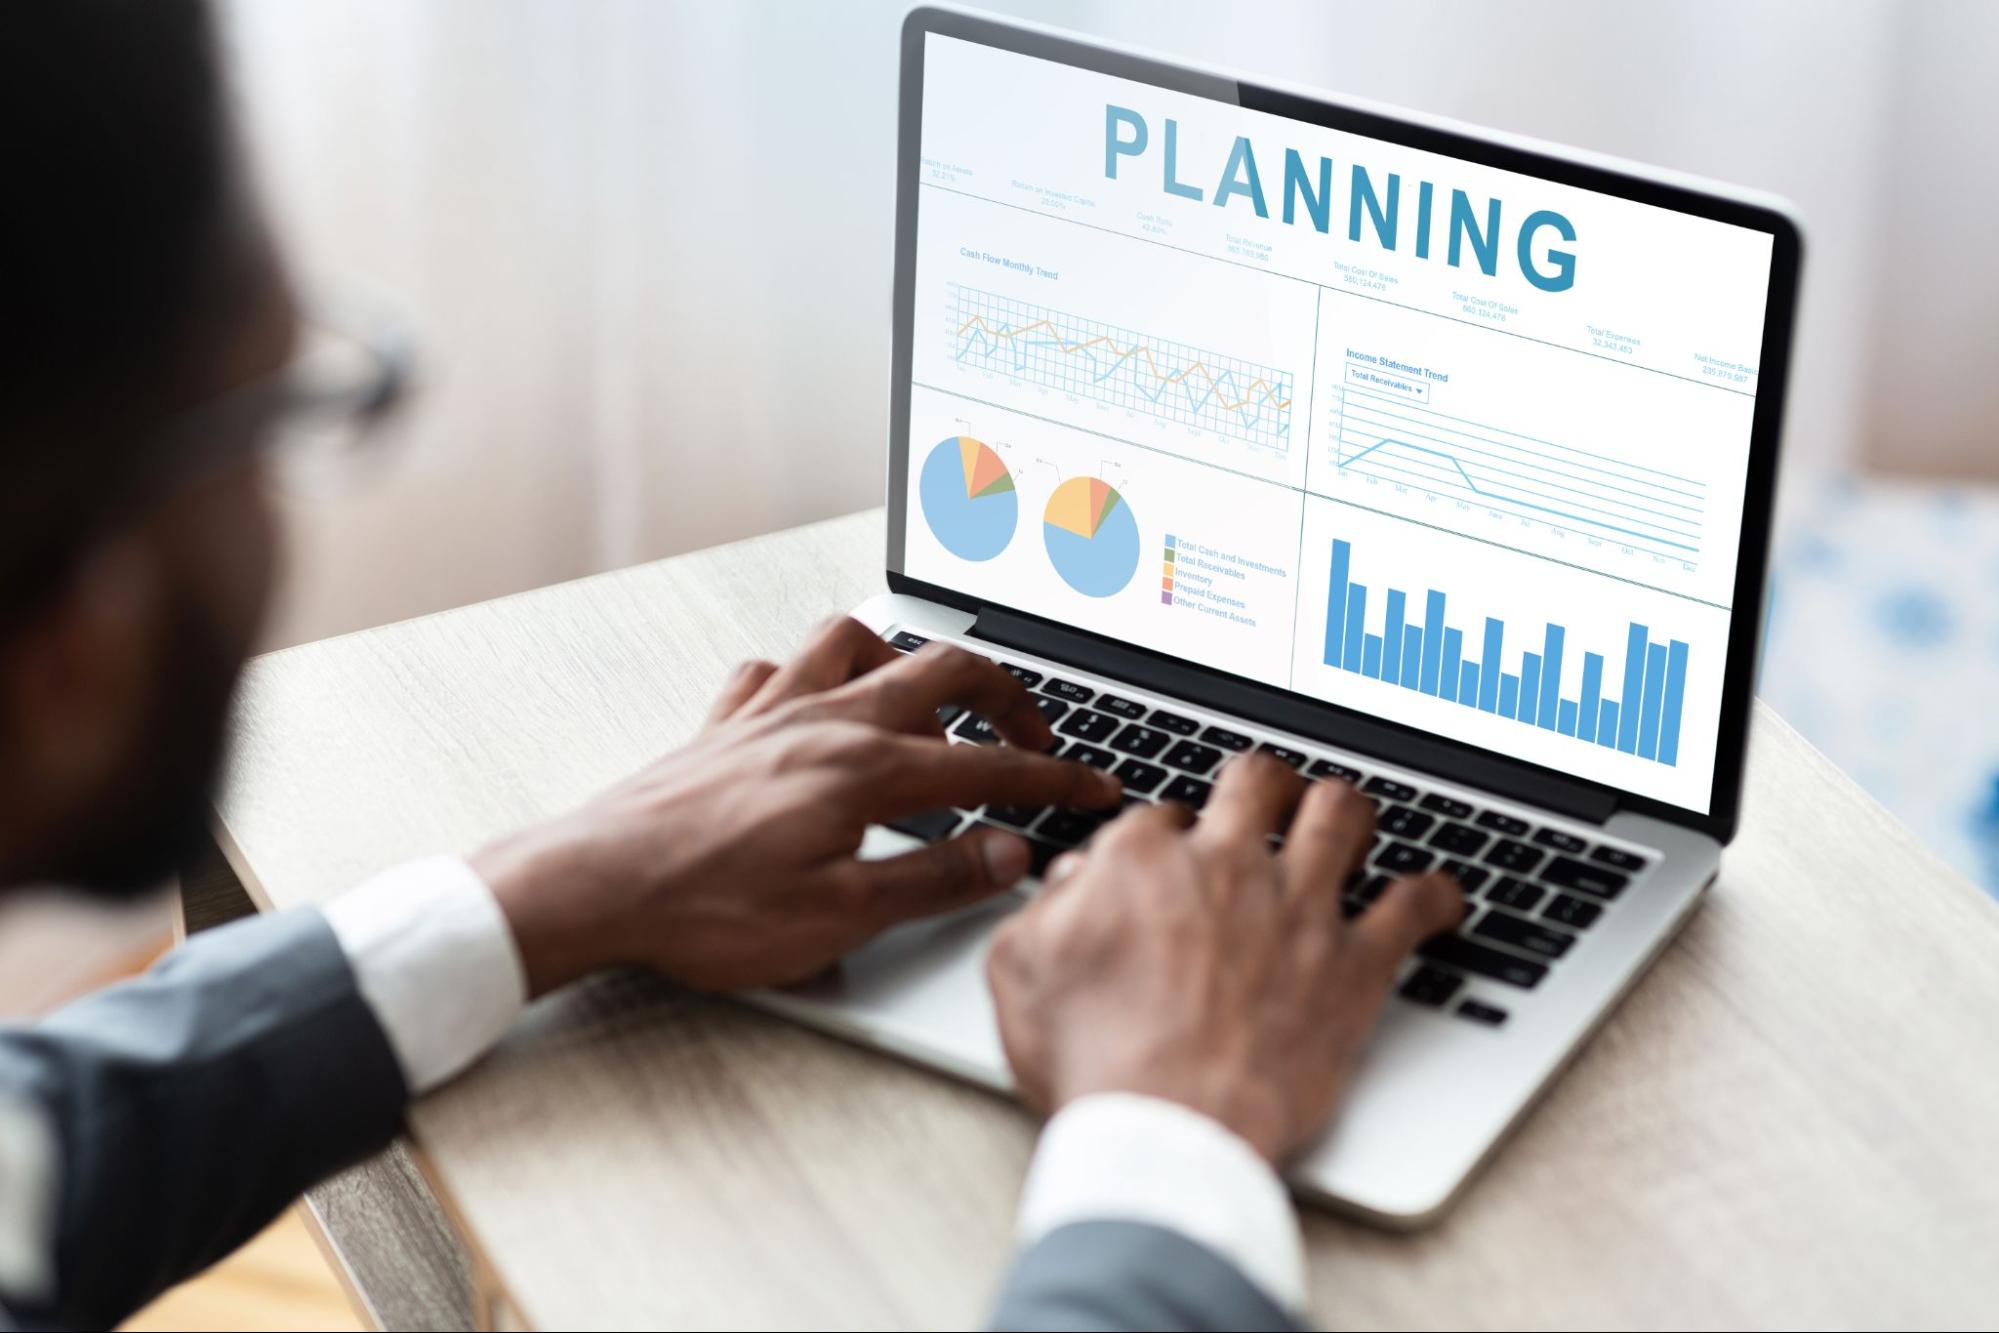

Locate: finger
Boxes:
[1346,872,1465,991]
[1197,751,1306,846]
[837,824,1031,930]
[853,735,1121,817]
[1043,850,1085,886]
[704,659,777,728]
[744,617,900,713]
[826,642,1052,750]
[1280,778,1376,912]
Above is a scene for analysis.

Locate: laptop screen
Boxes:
[894,28,1783,818]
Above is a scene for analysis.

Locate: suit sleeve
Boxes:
[989,1220,1305,1332]
[0,907,407,1330]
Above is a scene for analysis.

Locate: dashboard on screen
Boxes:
[896,32,1776,816]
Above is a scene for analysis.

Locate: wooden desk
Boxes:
[202,508,1999,1330]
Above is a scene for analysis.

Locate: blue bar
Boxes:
[1478,618,1503,712]
[1498,672,1519,718]
[1439,628,1463,704]
[1558,699,1578,736]
[1577,652,1605,744]
[1400,625,1422,688]
[1638,642,1668,760]
[1617,623,1648,753]
[1382,590,1407,687]
[1324,541,1350,670]
[1341,583,1367,672]
[1519,653,1542,725]
[1658,640,1690,766]
[1419,590,1445,696]
[1597,699,1619,747]
[1538,623,1565,732]
[1459,661,1479,704]
[1362,633,1383,679]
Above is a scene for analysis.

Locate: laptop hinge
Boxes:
[969,607,1618,826]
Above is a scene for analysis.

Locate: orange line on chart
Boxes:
[955,315,1292,414]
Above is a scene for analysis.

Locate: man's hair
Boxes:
[0,0,244,622]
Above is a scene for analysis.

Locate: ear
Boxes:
[0,533,164,815]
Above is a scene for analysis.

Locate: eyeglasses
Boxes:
[148,294,420,497]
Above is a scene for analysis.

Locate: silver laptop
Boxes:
[755,6,1801,1226]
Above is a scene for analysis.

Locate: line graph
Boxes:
[1329,386,1706,564]
[949,285,1294,450]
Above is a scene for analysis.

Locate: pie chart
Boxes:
[919,435,1017,562]
[1043,477,1140,597]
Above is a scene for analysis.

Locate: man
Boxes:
[0,5,1460,1330]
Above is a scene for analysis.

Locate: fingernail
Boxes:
[983,832,1030,885]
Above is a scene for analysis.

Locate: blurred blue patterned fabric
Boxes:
[1762,479,1999,897]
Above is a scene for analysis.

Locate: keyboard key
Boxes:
[885,808,960,842]
[1533,827,1588,854]
[1456,999,1509,1027]
[1057,710,1120,743]
[1379,805,1434,839]
[1041,678,1095,704]
[952,713,999,745]
[1376,841,1435,875]
[1307,758,1363,783]
[1257,742,1309,768]
[1114,758,1168,794]
[1475,810,1530,836]
[1109,724,1170,759]
[1035,697,1070,725]
[1356,874,1392,903]
[1162,739,1224,774]
[1541,856,1629,899]
[982,803,1044,829]
[935,703,965,728]
[1429,823,1489,856]
[1418,935,1549,989]
[1484,839,1544,873]
[1120,792,1152,811]
[1487,877,1545,912]
[1419,793,1474,819]
[1062,742,1118,770]
[1000,663,1043,688]
[887,631,928,652]
[1159,774,1212,809]
[1439,860,1491,893]
[1474,911,1576,959]
[1399,965,1463,1007]
[1362,776,1418,802]
[1590,845,1648,872]
[1199,725,1253,752]
[1096,694,1148,720]
[1545,894,1604,929]
[1037,809,1106,846]
[1146,709,1199,735]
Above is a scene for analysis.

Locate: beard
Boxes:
[35,576,247,897]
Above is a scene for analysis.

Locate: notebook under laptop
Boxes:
[753,6,1801,1225]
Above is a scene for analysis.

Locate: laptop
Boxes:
[754,6,1801,1226]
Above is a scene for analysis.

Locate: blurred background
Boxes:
[34,2,1984,1324]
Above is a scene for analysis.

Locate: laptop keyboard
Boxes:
[881,629,1656,1029]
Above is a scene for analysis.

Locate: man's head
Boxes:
[0,2,292,893]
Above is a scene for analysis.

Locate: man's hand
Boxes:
[473,618,1120,997]
[986,754,1463,1164]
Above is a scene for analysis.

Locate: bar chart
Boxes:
[1320,538,1690,766]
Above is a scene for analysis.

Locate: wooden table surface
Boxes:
[209,508,1999,1331]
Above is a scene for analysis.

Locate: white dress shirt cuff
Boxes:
[1015,1092,1306,1314]
[322,856,527,1095]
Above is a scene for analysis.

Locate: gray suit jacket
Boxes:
[0,908,1303,1331]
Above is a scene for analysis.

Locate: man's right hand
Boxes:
[986,754,1464,1164]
